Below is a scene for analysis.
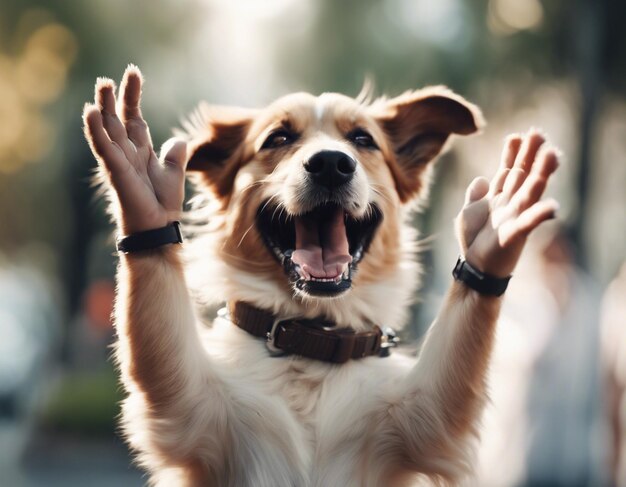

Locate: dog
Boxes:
[83,65,559,486]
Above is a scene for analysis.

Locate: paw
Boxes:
[457,130,560,277]
[83,66,187,234]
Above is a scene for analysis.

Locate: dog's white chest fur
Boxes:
[200,317,415,486]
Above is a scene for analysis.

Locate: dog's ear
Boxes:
[370,87,484,202]
[184,104,258,199]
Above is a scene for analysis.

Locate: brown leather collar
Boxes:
[227,301,387,364]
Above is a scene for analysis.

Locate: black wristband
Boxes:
[452,256,511,297]
[116,221,183,254]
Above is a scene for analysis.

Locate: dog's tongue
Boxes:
[291,207,352,279]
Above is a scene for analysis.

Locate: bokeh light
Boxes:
[0,13,77,173]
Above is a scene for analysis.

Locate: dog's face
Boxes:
[185,88,482,303]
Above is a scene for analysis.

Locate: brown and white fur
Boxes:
[83,65,560,486]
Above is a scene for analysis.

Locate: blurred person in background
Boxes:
[600,262,626,487]
[523,227,604,486]
[476,225,605,487]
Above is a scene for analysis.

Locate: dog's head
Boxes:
[184,87,482,324]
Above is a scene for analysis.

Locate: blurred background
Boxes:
[0,0,624,485]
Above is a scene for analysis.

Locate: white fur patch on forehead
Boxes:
[315,95,328,122]
[314,92,368,125]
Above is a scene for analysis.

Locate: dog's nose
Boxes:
[304,150,356,189]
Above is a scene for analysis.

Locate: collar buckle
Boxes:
[265,318,289,357]
[379,326,400,357]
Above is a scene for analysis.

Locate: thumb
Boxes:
[160,137,188,169]
[464,176,489,206]
[456,177,490,253]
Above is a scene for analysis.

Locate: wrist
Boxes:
[463,251,515,279]
[119,208,182,235]
[116,221,183,254]
[452,256,511,297]
[119,219,168,236]
[120,243,179,260]
[451,280,501,304]
[120,244,184,275]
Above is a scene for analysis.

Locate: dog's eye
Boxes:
[261,130,296,150]
[349,129,378,150]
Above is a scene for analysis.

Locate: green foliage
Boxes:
[40,366,123,436]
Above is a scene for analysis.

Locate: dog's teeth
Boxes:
[295,265,311,281]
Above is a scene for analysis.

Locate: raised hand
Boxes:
[456,130,560,278]
[83,65,187,235]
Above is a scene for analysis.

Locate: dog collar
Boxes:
[224,301,399,364]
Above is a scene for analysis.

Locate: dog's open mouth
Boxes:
[257,202,383,297]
